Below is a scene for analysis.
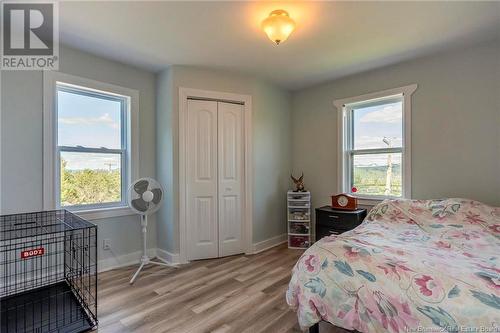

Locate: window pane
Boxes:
[57,88,122,149]
[60,152,122,206]
[353,100,402,149]
[352,153,402,197]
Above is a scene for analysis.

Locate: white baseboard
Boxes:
[98,248,156,272]
[253,234,287,254]
[98,236,287,272]
[156,248,180,265]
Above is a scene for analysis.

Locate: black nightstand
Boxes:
[315,206,367,241]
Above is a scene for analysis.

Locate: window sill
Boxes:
[357,198,384,207]
[69,206,135,221]
[354,196,397,207]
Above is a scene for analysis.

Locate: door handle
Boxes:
[329,215,339,219]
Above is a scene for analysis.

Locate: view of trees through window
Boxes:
[352,155,402,197]
[60,158,121,206]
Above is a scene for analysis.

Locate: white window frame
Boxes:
[333,84,417,205]
[43,71,139,220]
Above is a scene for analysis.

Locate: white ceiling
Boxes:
[59,1,500,90]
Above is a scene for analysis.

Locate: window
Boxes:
[335,85,417,202]
[44,72,138,218]
[57,85,127,208]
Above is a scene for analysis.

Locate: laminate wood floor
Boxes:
[97,244,347,333]
[98,244,346,333]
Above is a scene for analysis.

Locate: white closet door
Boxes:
[186,99,219,260]
[217,102,244,257]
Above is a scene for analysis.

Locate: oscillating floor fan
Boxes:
[128,177,176,284]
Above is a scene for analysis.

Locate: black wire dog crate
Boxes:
[0,210,98,333]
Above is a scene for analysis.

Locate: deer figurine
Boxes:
[291,173,306,192]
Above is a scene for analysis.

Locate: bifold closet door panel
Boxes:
[217,102,244,257]
[186,99,219,260]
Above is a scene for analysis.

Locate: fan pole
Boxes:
[130,214,177,284]
[141,214,148,263]
[130,215,147,284]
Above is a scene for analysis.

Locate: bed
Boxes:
[286,198,500,333]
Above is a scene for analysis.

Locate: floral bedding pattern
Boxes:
[286,199,500,332]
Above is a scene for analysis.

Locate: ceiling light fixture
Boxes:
[261,10,296,45]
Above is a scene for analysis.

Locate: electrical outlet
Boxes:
[103,239,111,250]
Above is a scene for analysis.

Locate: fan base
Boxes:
[129,257,178,284]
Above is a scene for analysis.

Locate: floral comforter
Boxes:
[286,199,500,332]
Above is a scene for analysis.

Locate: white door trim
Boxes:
[179,87,253,264]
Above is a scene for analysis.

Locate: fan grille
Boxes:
[128,178,164,215]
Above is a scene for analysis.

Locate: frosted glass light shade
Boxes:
[261,10,296,45]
